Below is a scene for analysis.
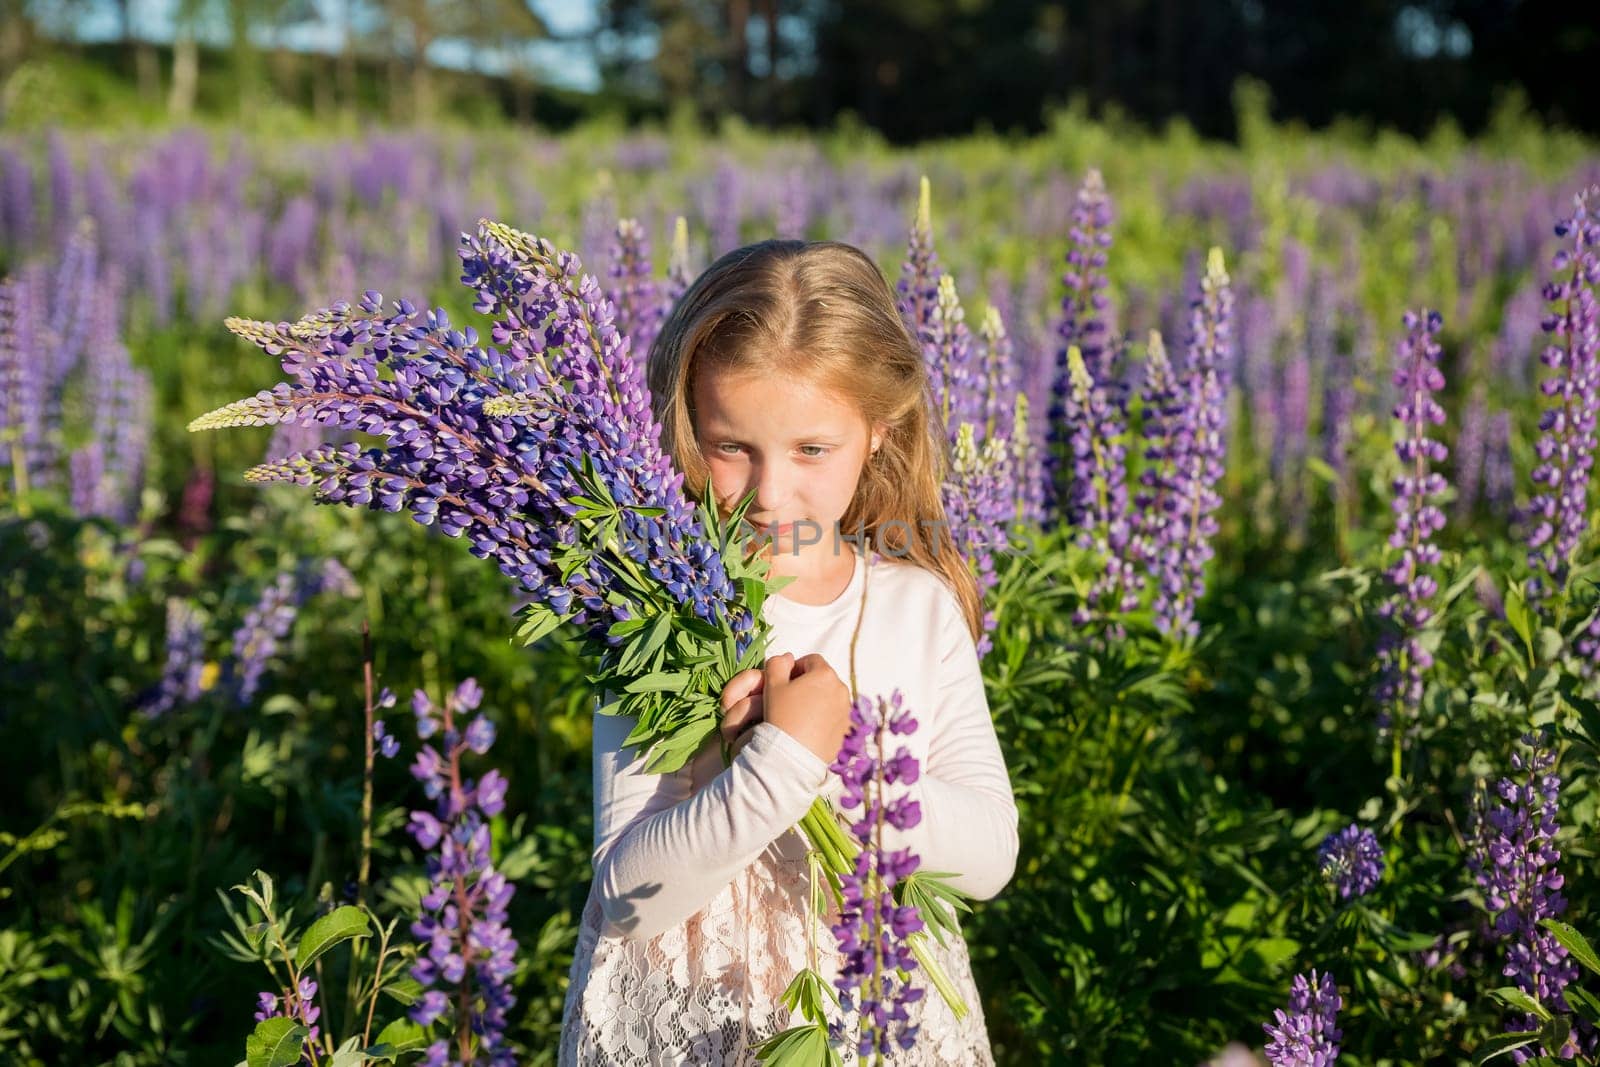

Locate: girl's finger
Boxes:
[721,694,764,742]
[720,667,765,711]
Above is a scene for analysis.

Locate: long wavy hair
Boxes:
[645,238,983,645]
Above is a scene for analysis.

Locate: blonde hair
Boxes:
[645,239,984,646]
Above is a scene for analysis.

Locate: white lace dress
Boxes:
[558,548,1016,1065]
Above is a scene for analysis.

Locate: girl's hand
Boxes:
[720,653,853,764]
[761,652,853,765]
[719,666,768,758]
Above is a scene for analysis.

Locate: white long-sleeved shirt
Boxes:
[559,545,1018,1065]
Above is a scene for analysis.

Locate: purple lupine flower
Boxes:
[1147,249,1232,640]
[140,599,207,719]
[1046,168,1119,522]
[1454,383,1489,520]
[828,690,926,1057]
[1485,410,1516,519]
[705,158,741,255]
[0,146,35,252]
[775,165,810,240]
[1008,391,1047,529]
[1374,310,1448,734]
[1317,824,1384,900]
[1277,346,1312,539]
[47,131,75,242]
[1062,345,1138,630]
[578,186,617,288]
[228,571,299,706]
[75,267,150,522]
[405,678,518,1066]
[254,974,322,1061]
[976,304,1017,443]
[1239,293,1277,464]
[224,560,356,706]
[268,195,318,292]
[605,217,662,367]
[1132,330,1184,571]
[659,216,695,321]
[1468,734,1586,1061]
[373,720,400,760]
[895,178,942,376]
[1262,969,1342,1066]
[927,273,984,440]
[193,221,751,672]
[1492,280,1545,390]
[1519,186,1600,604]
[946,423,1010,658]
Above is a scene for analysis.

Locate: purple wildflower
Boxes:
[373,720,400,760]
[405,678,518,1065]
[1454,383,1489,520]
[1262,969,1342,1067]
[192,221,752,672]
[1520,186,1600,604]
[1468,734,1588,1061]
[927,273,983,440]
[1317,824,1384,900]
[828,690,926,1057]
[1132,330,1184,572]
[254,974,322,1060]
[1484,411,1517,520]
[895,178,943,389]
[946,422,1010,658]
[228,571,299,707]
[1063,345,1138,630]
[605,218,661,367]
[658,216,694,321]
[1047,168,1121,524]
[1150,249,1233,640]
[140,599,207,719]
[1374,309,1448,734]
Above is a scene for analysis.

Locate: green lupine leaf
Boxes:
[245,1018,309,1067]
[516,604,566,646]
[1473,1031,1541,1065]
[642,717,718,774]
[624,671,693,694]
[381,975,425,1006]
[1489,986,1550,1021]
[295,906,371,969]
[1504,578,1535,659]
[753,1022,842,1067]
[1541,919,1600,976]
[373,1017,429,1053]
[1565,985,1600,1024]
[1540,1014,1571,1054]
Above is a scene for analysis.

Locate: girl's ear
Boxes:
[870,420,889,453]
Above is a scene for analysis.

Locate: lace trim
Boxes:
[558,830,995,1066]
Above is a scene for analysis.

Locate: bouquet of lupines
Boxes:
[190,219,973,1054]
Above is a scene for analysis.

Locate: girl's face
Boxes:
[691,367,883,563]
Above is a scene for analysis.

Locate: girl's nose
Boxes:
[752,461,792,513]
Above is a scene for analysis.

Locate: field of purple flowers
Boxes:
[4,109,1600,1065]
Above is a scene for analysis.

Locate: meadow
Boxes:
[3,98,1600,1064]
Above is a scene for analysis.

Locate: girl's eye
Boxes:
[713,444,828,458]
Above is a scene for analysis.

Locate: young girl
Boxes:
[558,239,1019,1065]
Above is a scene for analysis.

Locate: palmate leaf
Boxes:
[899,870,974,948]
[752,1022,843,1067]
